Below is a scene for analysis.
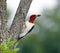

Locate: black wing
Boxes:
[26,25,35,35]
[18,25,35,40]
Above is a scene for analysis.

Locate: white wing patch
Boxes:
[20,21,34,38]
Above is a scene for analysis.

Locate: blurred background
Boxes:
[7,0,60,53]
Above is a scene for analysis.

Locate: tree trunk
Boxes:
[0,0,9,44]
[0,0,9,53]
[9,0,32,40]
[0,0,32,52]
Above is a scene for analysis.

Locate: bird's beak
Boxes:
[37,15,41,17]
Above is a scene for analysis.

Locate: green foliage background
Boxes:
[17,0,60,53]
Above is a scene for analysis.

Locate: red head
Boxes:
[29,14,41,23]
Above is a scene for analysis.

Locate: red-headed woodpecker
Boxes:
[18,14,41,40]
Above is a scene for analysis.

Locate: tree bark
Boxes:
[0,0,9,44]
[9,0,32,40]
[0,0,32,52]
[0,0,9,53]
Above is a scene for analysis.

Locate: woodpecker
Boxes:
[18,14,41,40]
